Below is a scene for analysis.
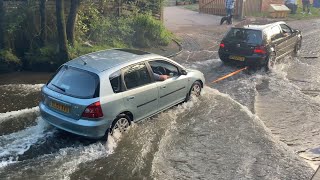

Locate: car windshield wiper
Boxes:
[51,83,66,92]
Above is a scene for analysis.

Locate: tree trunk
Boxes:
[66,0,80,46]
[0,0,5,49]
[40,0,47,47]
[117,0,122,17]
[56,0,69,62]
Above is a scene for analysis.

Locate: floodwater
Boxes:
[1,21,320,180]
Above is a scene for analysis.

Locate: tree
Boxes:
[117,0,122,17]
[40,0,47,47]
[56,0,69,62]
[66,0,80,46]
[0,0,4,49]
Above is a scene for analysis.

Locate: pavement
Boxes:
[164,6,223,32]
[312,166,320,180]
[163,6,233,60]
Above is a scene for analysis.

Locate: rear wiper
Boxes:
[51,84,66,92]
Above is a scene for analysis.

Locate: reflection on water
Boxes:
[0,84,44,113]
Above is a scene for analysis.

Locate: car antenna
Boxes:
[81,58,87,65]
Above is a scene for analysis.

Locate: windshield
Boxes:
[47,66,100,99]
[225,28,263,45]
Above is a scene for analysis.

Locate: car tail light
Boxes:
[82,101,103,119]
[220,43,225,48]
[254,46,267,54]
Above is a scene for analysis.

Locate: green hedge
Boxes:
[0,1,172,73]
[0,50,21,73]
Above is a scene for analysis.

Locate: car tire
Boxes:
[265,52,276,71]
[220,57,231,65]
[109,114,131,136]
[185,81,202,101]
[293,38,302,57]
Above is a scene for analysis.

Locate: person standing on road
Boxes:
[225,0,236,23]
[302,0,311,14]
[285,0,297,14]
[225,0,235,16]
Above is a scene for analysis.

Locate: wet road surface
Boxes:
[0,8,320,180]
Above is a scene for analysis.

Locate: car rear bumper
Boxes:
[40,102,111,139]
[219,52,267,67]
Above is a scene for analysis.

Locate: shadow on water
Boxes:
[0,71,52,85]
[0,84,43,113]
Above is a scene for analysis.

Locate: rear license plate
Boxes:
[229,55,245,61]
[50,101,70,113]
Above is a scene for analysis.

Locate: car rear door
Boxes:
[121,62,159,121]
[147,60,188,110]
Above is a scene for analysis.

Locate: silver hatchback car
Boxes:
[40,49,205,139]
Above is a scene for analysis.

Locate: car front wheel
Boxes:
[266,52,276,71]
[293,39,302,57]
[185,81,202,101]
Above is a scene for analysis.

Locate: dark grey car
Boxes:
[219,21,302,70]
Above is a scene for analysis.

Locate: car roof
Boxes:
[65,49,162,72]
[234,21,286,31]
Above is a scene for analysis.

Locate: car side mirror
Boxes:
[169,72,174,77]
[181,69,187,75]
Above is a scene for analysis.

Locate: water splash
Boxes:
[0,117,52,168]
[0,107,39,124]
[43,130,122,180]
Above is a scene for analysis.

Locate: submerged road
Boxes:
[0,6,319,180]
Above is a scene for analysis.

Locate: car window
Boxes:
[123,63,151,90]
[48,65,100,99]
[149,60,179,78]
[109,70,121,93]
[225,28,262,45]
[280,24,292,34]
[269,25,282,41]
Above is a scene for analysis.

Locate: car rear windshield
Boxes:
[225,28,262,45]
[47,66,100,99]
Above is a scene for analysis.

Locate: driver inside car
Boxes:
[283,31,290,37]
[153,72,169,81]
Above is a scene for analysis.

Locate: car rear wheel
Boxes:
[220,57,231,65]
[185,81,202,101]
[293,39,301,57]
[109,114,131,135]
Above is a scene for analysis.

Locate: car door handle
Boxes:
[161,85,166,89]
[127,96,135,100]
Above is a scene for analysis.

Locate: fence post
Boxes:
[239,0,245,19]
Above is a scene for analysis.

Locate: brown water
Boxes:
[1,20,320,180]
